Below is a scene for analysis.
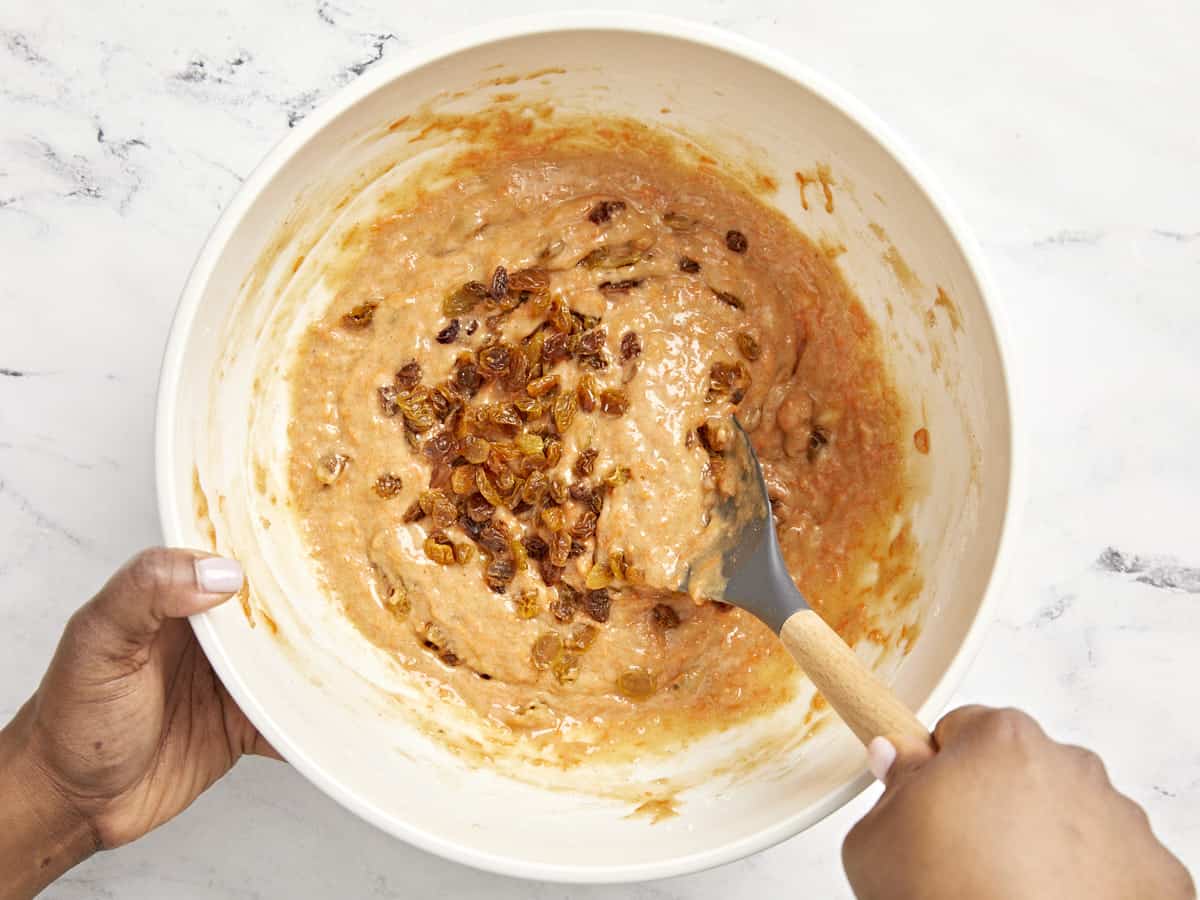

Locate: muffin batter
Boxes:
[288,135,910,756]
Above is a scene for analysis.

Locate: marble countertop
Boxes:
[2,0,1197,896]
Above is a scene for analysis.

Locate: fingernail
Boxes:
[867,736,897,782]
[194,557,244,594]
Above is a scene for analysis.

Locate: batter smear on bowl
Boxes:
[289,130,915,758]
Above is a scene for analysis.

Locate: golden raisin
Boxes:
[576,374,598,412]
[419,490,458,529]
[465,492,494,522]
[601,466,632,489]
[341,301,378,328]
[616,668,656,700]
[509,538,528,573]
[489,265,508,300]
[549,531,572,568]
[584,563,612,591]
[508,267,549,295]
[478,343,512,376]
[539,560,564,587]
[663,211,695,231]
[531,632,563,670]
[549,588,576,623]
[387,583,411,616]
[548,298,573,334]
[450,465,477,496]
[587,200,626,225]
[476,468,504,507]
[570,510,597,540]
[541,330,571,363]
[401,400,437,433]
[462,435,490,464]
[454,542,475,565]
[493,467,516,493]
[566,623,597,652]
[315,453,349,485]
[515,432,545,457]
[442,286,478,318]
[541,506,565,532]
[651,604,681,629]
[736,331,761,361]
[514,396,544,420]
[573,448,598,478]
[395,361,422,391]
[423,621,449,649]
[423,534,455,566]
[515,589,540,619]
[552,653,580,685]
[526,374,559,397]
[521,470,549,504]
[485,556,516,593]
[373,473,403,498]
[552,391,578,433]
[599,389,629,416]
[725,229,749,253]
[489,402,522,429]
[619,331,642,361]
[500,349,529,392]
[521,537,548,563]
[584,588,611,622]
[698,418,732,454]
[712,289,745,310]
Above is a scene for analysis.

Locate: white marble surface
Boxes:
[2,0,1197,896]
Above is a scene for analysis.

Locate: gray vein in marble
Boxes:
[192,152,245,185]
[96,124,149,158]
[1097,547,1200,594]
[346,32,396,78]
[2,30,46,65]
[1033,228,1104,247]
[286,31,401,126]
[1152,229,1200,243]
[1,367,34,377]
[165,29,402,130]
[33,138,103,200]
[171,51,252,87]
[6,121,149,214]
[0,480,90,548]
[0,441,121,472]
[317,0,345,25]
[1033,589,1076,625]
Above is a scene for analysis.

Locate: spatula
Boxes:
[698,418,934,749]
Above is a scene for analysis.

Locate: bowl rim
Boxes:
[155,11,1024,884]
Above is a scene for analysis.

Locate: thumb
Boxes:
[867,733,937,788]
[82,548,244,647]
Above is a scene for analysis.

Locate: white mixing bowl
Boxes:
[156,14,1019,883]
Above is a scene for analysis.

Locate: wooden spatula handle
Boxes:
[780,608,934,749]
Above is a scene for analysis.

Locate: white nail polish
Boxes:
[867,736,897,782]
[195,557,244,594]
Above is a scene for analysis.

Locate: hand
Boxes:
[843,706,1195,900]
[0,548,278,899]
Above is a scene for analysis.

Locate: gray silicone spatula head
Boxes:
[705,418,934,751]
[708,418,811,632]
